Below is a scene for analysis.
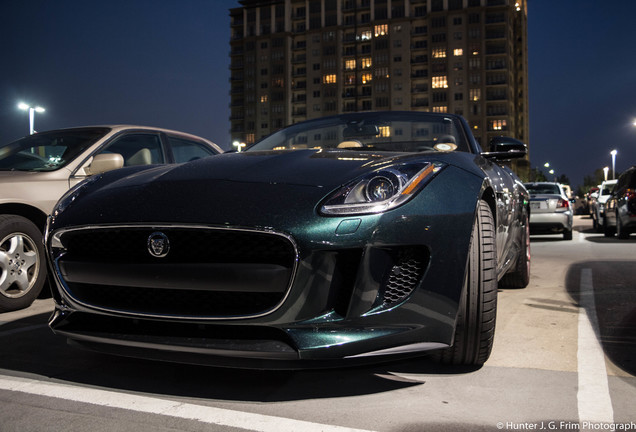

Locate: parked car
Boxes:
[524,182,573,240]
[587,186,600,217]
[590,179,618,232]
[604,166,636,239]
[46,112,530,368]
[0,125,222,312]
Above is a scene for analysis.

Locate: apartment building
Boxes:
[229,0,528,173]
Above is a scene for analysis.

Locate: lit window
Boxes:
[432,48,446,58]
[378,126,391,137]
[469,88,481,101]
[432,76,448,89]
[345,59,356,70]
[374,24,388,37]
[454,48,463,56]
[432,106,448,113]
[260,95,268,103]
[246,133,255,144]
[322,74,337,84]
[361,73,372,84]
[491,120,507,130]
[360,30,372,40]
[360,57,372,69]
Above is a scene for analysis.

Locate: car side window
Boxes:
[167,136,217,163]
[98,133,165,166]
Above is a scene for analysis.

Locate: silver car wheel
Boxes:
[0,232,40,299]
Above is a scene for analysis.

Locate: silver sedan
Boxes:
[524,182,574,240]
[0,125,222,312]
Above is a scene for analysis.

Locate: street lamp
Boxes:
[610,149,617,179]
[232,140,246,152]
[603,167,609,181]
[18,102,45,135]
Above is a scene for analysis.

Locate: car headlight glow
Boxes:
[321,162,444,215]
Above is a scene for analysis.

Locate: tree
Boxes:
[556,174,570,185]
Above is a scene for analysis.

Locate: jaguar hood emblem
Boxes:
[147,232,170,258]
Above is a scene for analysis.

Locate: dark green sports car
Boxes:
[46,112,530,368]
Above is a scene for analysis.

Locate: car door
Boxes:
[69,132,167,188]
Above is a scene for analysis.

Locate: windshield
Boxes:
[0,128,110,172]
[524,183,561,195]
[599,184,615,195]
[247,112,471,153]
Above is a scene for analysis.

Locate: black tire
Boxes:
[499,213,530,289]
[603,215,615,237]
[617,211,630,239]
[0,215,46,312]
[563,229,573,240]
[437,200,497,366]
[595,218,604,233]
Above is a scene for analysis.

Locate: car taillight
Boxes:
[557,198,570,209]
[626,189,636,200]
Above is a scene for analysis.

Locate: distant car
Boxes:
[524,182,573,240]
[590,179,617,232]
[560,184,573,200]
[587,186,600,217]
[0,125,222,312]
[604,166,636,239]
[46,112,530,368]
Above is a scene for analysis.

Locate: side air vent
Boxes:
[382,248,428,306]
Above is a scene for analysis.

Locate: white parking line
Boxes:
[577,268,614,428]
[578,229,586,242]
[0,375,375,432]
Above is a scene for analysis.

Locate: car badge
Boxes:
[147,232,170,258]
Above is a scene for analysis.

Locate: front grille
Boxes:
[381,248,428,306]
[62,228,292,266]
[54,226,297,319]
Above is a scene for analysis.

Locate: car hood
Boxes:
[131,150,411,188]
[51,149,475,228]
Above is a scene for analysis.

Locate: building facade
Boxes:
[229,0,528,173]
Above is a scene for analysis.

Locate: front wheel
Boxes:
[0,215,46,312]
[437,200,497,366]
[603,215,615,237]
[617,211,630,239]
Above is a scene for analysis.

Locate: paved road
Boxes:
[1,216,634,432]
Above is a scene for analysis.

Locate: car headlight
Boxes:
[320,162,444,215]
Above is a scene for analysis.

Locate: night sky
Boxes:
[1,0,635,190]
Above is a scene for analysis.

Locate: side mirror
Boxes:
[481,136,527,160]
[87,153,124,175]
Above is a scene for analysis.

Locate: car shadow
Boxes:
[529,236,567,243]
[565,261,636,377]
[582,236,636,244]
[0,311,480,402]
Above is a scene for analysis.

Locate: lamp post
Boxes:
[18,102,45,135]
[610,149,617,179]
[603,167,609,181]
[232,140,246,152]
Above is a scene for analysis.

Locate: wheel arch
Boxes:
[0,203,48,232]
[479,183,497,227]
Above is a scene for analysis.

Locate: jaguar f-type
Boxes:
[46,112,530,368]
